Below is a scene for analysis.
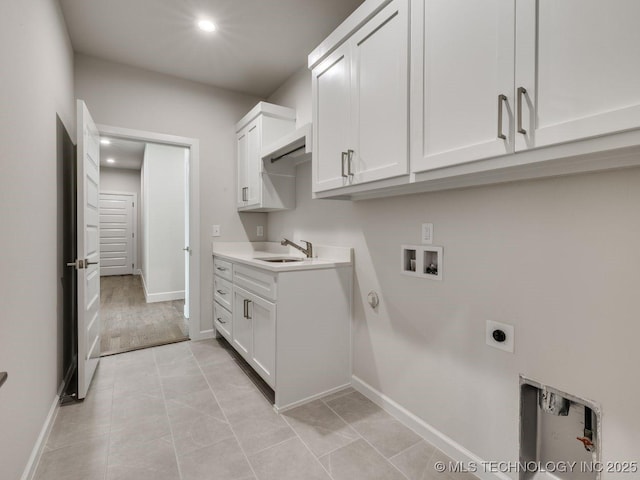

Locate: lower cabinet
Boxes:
[213,255,352,412]
[232,286,276,388]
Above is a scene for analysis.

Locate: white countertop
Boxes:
[212,242,353,272]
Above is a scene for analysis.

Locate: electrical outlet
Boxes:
[486,320,515,353]
[212,225,221,237]
[257,225,264,237]
[421,223,433,244]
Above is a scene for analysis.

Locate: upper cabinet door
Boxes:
[350,0,409,184]
[312,44,351,193]
[245,120,261,207]
[516,0,640,151]
[236,128,248,208]
[411,0,515,173]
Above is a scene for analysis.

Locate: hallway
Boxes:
[33,340,475,480]
[100,275,188,356]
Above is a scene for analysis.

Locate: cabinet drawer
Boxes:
[213,257,233,281]
[213,276,233,310]
[214,301,232,343]
[233,263,277,301]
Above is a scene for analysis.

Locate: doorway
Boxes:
[97,126,201,356]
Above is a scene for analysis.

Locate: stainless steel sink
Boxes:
[260,257,304,263]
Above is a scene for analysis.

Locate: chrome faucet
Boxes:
[281,238,313,258]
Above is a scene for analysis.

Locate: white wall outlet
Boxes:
[486,320,515,353]
[257,225,264,237]
[421,223,433,244]
[212,225,221,237]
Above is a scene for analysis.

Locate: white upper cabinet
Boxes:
[236,102,296,212]
[411,0,515,172]
[311,0,409,194]
[313,44,351,192]
[515,0,640,151]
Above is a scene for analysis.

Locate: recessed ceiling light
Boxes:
[106,158,115,164]
[197,19,216,33]
[100,138,111,145]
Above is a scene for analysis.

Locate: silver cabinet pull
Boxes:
[242,187,248,202]
[216,266,227,271]
[216,317,226,324]
[247,300,252,319]
[216,289,227,295]
[243,298,248,318]
[517,87,527,134]
[341,152,348,178]
[347,149,354,177]
[497,94,507,140]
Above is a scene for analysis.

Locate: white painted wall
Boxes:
[100,167,142,271]
[268,67,640,475]
[141,143,186,301]
[0,0,75,478]
[74,54,264,334]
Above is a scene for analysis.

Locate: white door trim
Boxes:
[97,124,203,340]
[99,190,137,274]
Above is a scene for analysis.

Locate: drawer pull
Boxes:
[216,267,228,271]
[216,317,227,324]
[216,289,227,295]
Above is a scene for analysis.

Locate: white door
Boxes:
[515,0,640,151]
[99,193,133,276]
[236,128,248,207]
[76,100,101,399]
[245,119,262,207]
[232,287,253,362]
[350,0,409,184]
[312,43,351,192]
[411,0,515,172]
[183,148,190,319]
[249,292,276,388]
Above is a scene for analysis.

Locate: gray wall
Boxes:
[0,0,75,478]
[100,167,142,272]
[75,54,264,336]
[268,67,640,472]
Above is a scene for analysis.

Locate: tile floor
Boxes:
[35,340,478,480]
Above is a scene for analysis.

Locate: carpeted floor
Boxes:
[100,275,189,356]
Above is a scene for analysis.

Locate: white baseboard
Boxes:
[21,383,64,480]
[140,273,184,303]
[275,383,352,413]
[351,376,511,480]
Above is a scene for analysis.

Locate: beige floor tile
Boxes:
[165,387,226,425]
[110,391,166,425]
[215,381,275,425]
[171,413,235,456]
[390,441,437,480]
[178,438,254,480]
[107,436,179,480]
[233,414,296,456]
[161,373,210,400]
[248,437,331,480]
[424,450,479,480]
[109,413,171,451]
[283,400,360,457]
[319,438,405,480]
[321,387,356,403]
[326,391,421,458]
[188,339,233,365]
[35,434,109,480]
[46,412,111,451]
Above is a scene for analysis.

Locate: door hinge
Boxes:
[132,233,134,238]
[132,202,134,207]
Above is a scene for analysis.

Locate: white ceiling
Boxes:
[100,137,145,170]
[59,0,365,97]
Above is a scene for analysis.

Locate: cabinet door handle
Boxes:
[517,87,527,134]
[243,299,248,318]
[497,94,507,140]
[347,149,354,177]
[216,266,227,271]
[216,289,227,295]
[216,317,226,324]
[341,152,348,178]
[247,300,252,319]
[242,187,248,202]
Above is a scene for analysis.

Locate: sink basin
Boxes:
[260,257,305,263]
